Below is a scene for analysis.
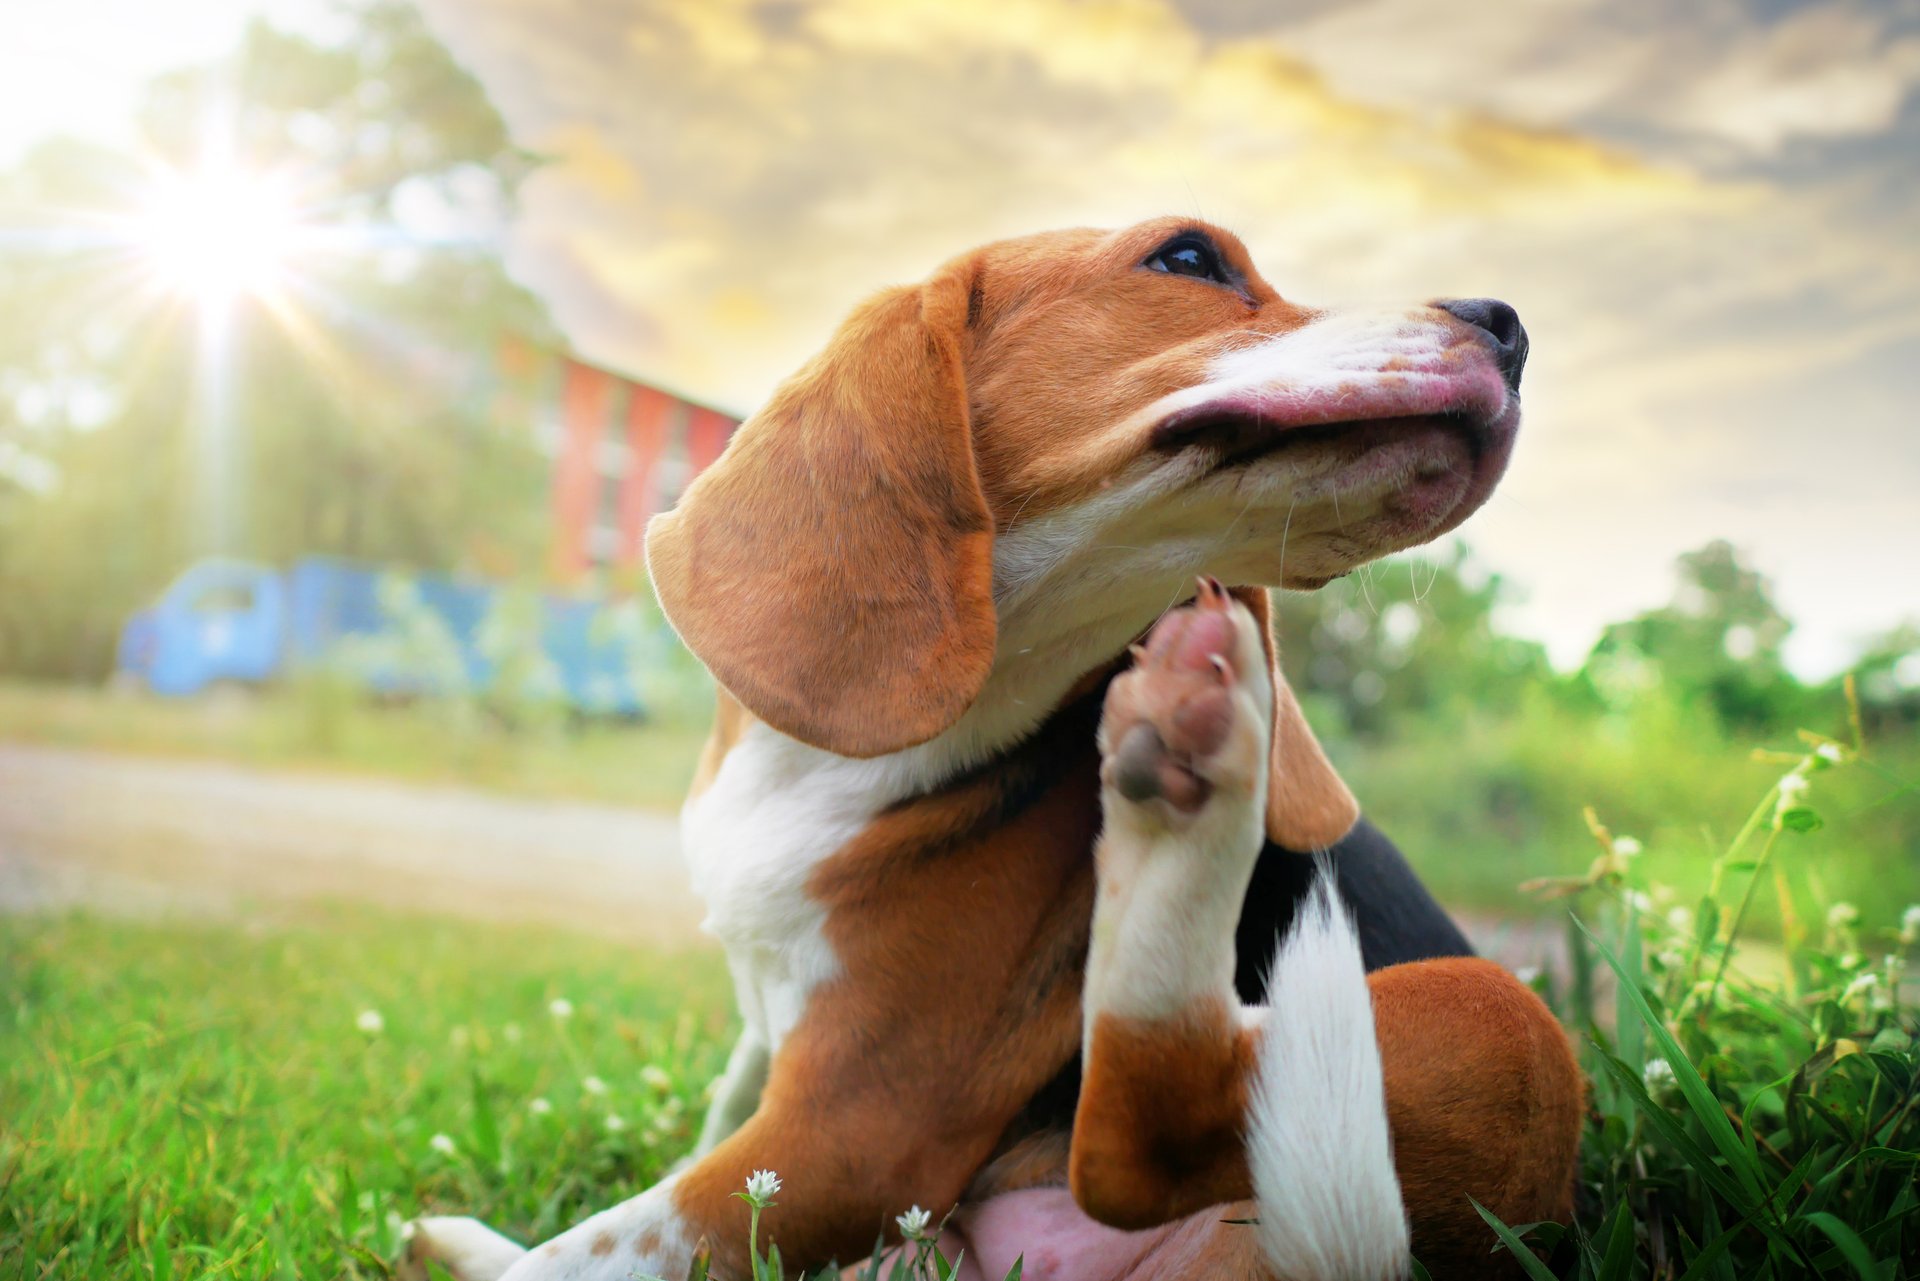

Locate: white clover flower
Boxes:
[742,1169,782,1207]
[604,1114,627,1133]
[548,998,574,1020]
[429,1133,457,1157]
[1900,905,1920,946]
[1611,836,1643,859]
[356,1009,385,1036]
[1816,743,1844,763]
[1777,772,1810,800]
[1667,906,1694,935]
[503,1022,523,1044]
[528,1097,553,1116]
[640,1065,672,1092]
[582,1075,609,1096]
[1827,902,1860,932]
[896,1205,933,1242]
[1642,1058,1676,1094]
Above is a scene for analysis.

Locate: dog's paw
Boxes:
[1099,576,1272,823]
[396,1216,528,1281]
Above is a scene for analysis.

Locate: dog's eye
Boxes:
[1144,237,1227,284]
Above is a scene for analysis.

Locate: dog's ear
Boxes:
[1231,588,1360,850]
[646,262,994,758]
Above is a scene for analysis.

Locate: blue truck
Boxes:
[115,556,647,715]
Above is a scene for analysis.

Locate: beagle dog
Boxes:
[403,218,1583,1281]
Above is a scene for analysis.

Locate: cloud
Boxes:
[415,0,1920,673]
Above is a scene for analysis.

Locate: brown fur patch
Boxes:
[1370,958,1585,1278]
[1071,999,1257,1229]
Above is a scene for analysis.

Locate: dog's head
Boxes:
[648,217,1524,843]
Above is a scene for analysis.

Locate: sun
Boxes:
[137,164,299,303]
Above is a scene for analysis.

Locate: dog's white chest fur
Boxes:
[681,721,959,1047]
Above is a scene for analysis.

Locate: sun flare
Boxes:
[137,165,298,302]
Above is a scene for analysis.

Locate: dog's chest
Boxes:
[679,723,942,1048]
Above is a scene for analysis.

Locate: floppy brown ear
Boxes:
[645,263,994,758]
[1230,588,1361,850]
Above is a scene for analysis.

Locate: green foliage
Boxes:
[1586,540,1804,732]
[0,0,556,681]
[1478,729,1920,1278]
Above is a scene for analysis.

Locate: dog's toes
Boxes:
[1100,576,1269,814]
[397,1216,529,1281]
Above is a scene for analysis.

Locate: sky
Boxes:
[7,0,1917,674]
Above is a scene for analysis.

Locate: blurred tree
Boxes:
[1271,541,1551,739]
[0,1,554,679]
[1846,622,1920,738]
[1583,540,1802,731]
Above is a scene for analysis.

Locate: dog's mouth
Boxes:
[1148,374,1521,535]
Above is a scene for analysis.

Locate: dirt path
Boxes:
[0,741,1568,972]
[0,742,708,944]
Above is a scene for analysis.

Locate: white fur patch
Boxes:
[1248,866,1410,1281]
[496,1176,695,1281]
[401,1217,527,1281]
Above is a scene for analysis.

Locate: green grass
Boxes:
[0,678,713,811]
[3,692,1917,1279]
[1481,732,1920,1278]
[0,907,733,1279]
[1334,690,1920,929]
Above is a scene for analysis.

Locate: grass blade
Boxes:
[1469,1199,1559,1281]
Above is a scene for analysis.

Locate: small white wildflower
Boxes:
[742,1169,782,1207]
[1626,890,1653,915]
[1900,905,1920,946]
[640,1065,672,1093]
[896,1205,933,1242]
[1611,836,1643,859]
[528,1097,553,1116]
[604,1114,627,1133]
[1657,947,1688,971]
[1667,906,1695,935]
[548,998,574,1020]
[1816,743,1844,763]
[1827,902,1860,932]
[1513,965,1541,985]
[582,1075,609,1096]
[1777,772,1809,800]
[1642,1057,1676,1094]
[503,1022,523,1044]
[429,1133,457,1157]
[356,1009,385,1036]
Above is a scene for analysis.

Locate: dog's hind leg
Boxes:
[1071,579,1582,1279]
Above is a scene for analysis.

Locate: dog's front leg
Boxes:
[1070,579,1584,1279]
[689,1026,771,1157]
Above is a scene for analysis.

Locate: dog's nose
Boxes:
[1436,298,1528,393]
